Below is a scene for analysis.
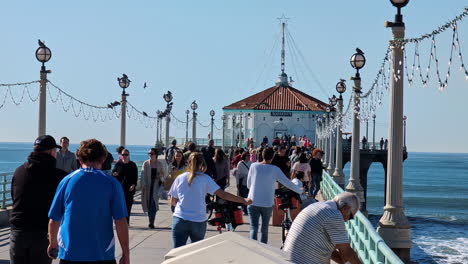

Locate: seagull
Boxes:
[122,74,128,79]
[38,39,46,47]
[143,82,147,89]
[340,78,346,82]
[356,48,364,55]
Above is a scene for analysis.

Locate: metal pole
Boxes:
[192,111,197,144]
[332,97,345,187]
[185,111,189,144]
[155,116,159,147]
[222,119,225,150]
[377,20,411,259]
[210,117,214,142]
[345,74,365,212]
[373,116,376,150]
[38,66,47,137]
[366,119,369,149]
[240,114,243,147]
[159,117,162,144]
[403,118,407,149]
[120,93,127,147]
[165,115,170,147]
[327,115,335,174]
[231,115,236,147]
[323,117,329,164]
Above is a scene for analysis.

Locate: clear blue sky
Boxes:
[0,0,467,153]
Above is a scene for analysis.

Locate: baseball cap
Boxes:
[34,135,61,151]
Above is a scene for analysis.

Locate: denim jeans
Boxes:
[172,216,207,248]
[311,173,322,197]
[247,205,273,244]
[148,178,157,225]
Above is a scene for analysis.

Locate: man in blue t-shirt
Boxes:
[48,139,129,264]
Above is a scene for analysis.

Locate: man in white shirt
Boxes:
[247,147,302,244]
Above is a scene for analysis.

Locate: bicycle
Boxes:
[275,188,301,246]
[206,195,244,234]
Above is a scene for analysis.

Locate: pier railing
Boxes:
[0,172,13,209]
[321,171,403,264]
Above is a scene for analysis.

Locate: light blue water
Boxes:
[1,143,467,263]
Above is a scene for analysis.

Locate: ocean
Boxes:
[1,142,467,263]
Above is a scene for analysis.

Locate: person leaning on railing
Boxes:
[282,192,361,264]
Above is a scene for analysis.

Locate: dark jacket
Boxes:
[310,158,325,174]
[112,160,138,193]
[10,152,67,231]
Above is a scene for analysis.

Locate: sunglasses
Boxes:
[148,153,155,156]
[122,154,129,156]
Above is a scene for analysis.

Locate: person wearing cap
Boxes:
[9,135,67,264]
[165,139,179,164]
[55,136,78,173]
[309,148,326,198]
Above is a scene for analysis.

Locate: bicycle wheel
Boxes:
[282,224,288,243]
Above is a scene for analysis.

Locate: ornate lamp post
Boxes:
[373,114,377,150]
[191,101,198,144]
[185,110,190,144]
[210,110,215,142]
[327,98,337,175]
[322,113,328,164]
[117,74,131,147]
[35,40,52,137]
[377,1,412,261]
[155,110,162,147]
[239,111,244,147]
[231,114,236,147]
[345,48,366,212]
[403,115,407,150]
[221,115,226,150]
[163,91,173,148]
[333,79,346,187]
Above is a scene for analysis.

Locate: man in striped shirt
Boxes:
[283,192,361,264]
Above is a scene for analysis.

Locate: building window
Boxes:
[297,118,300,122]
[263,117,266,121]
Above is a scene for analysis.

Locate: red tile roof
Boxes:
[223,85,329,111]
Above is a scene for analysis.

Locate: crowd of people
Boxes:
[9,135,361,264]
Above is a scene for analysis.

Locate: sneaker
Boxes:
[148,224,155,229]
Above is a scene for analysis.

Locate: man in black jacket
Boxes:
[10,135,67,264]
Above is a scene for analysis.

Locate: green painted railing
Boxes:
[0,172,13,209]
[321,171,404,264]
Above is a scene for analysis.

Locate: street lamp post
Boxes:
[345,48,366,212]
[327,98,338,175]
[239,111,244,147]
[156,110,162,147]
[366,119,369,149]
[191,101,198,144]
[117,74,131,147]
[322,113,328,164]
[185,110,190,144]
[163,91,173,148]
[333,80,347,188]
[373,114,377,150]
[221,115,226,150]
[377,1,412,260]
[403,115,407,150]
[210,110,215,142]
[35,40,52,137]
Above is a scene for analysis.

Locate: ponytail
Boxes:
[187,152,204,186]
